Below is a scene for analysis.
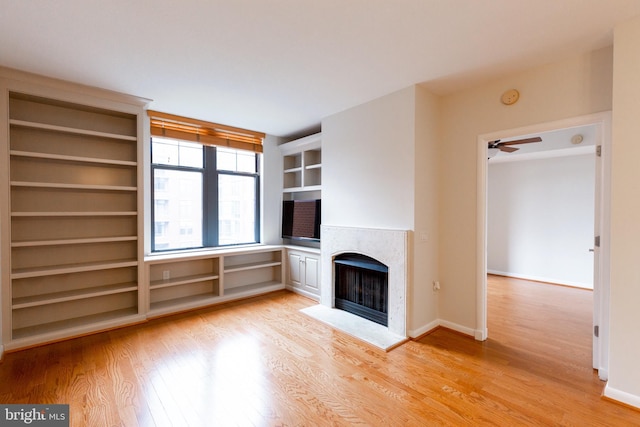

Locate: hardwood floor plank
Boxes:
[1,277,639,425]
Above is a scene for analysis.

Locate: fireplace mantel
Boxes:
[320,225,409,338]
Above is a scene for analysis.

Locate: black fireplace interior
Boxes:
[334,253,389,326]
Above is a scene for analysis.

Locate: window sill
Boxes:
[144,243,281,263]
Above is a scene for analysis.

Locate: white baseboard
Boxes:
[439,319,476,337]
[487,269,593,289]
[285,285,320,302]
[604,383,640,409]
[409,319,440,338]
[410,319,480,340]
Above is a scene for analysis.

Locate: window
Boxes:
[151,138,260,252]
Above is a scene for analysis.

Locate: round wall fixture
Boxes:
[571,134,584,145]
[501,89,520,105]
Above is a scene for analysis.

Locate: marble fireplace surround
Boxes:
[301,225,409,350]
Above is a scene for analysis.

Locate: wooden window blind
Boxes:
[148,110,265,153]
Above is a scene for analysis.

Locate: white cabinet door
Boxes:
[288,252,302,286]
[303,255,319,291]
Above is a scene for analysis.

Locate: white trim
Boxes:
[409,319,440,338]
[487,270,593,290]
[439,320,477,337]
[489,145,595,164]
[604,383,640,409]
[409,319,484,340]
[476,122,489,342]
[284,284,320,302]
[477,112,612,372]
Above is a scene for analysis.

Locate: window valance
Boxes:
[148,110,264,153]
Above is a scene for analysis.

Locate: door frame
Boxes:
[475,111,612,379]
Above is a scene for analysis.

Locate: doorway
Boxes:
[476,112,611,380]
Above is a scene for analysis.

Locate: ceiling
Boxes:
[1,1,640,138]
[489,124,598,163]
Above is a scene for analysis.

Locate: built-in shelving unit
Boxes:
[0,71,297,353]
[279,133,322,299]
[2,87,146,350]
[146,246,284,317]
[280,133,322,197]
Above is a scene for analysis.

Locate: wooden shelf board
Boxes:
[12,260,139,279]
[11,181,137,192]
[9,119,137,141]
[12,211,137,217]
[284,167,302,174]
[150,274,220,290]
[149,282,283,317]
[10,150,137,167]
[282,187,304,193]
[305,163,322,170]
[11,307,140,341]
[149,293,221,316]
[12,236,137,248]
[13,283,138,309]
[283,186,321,193]
[223,281,284,298]
[223,261,282,273]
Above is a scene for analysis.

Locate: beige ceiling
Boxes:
[1,1,640,137]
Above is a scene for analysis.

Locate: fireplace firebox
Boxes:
[334,253,389,326]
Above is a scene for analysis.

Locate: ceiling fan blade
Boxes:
[501,136,542,146]
[500,146,519,153]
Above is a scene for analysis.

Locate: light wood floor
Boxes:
[1,275,638,426]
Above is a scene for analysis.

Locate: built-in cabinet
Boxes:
[285,246,320,300]
[279,133,323,300]
[146,246,284,317]
[1,82,148,350]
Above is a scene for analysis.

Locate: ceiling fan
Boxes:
[487,136,542,158]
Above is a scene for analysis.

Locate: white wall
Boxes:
[488,154,595,288]
[606,14,640,408]
[437,46,613,331]
[322,85,440,335]
[322,87,416,230]
[261,134,284,245]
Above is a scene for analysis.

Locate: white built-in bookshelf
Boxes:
[0,70,290,352]
[146,246,284,317]
[0,75,148,350]
[280,133,322,199]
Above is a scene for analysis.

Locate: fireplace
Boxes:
[334,253,388,326]
[320,225,409,340]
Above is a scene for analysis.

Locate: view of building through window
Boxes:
[151,138,259,251]
[153,168,203,250]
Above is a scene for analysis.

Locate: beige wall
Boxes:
[437,47,613,330]
[322,85,441,335]
[412,85,440,333]
[607,14,640,404]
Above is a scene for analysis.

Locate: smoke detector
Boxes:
[571,134,584,145]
